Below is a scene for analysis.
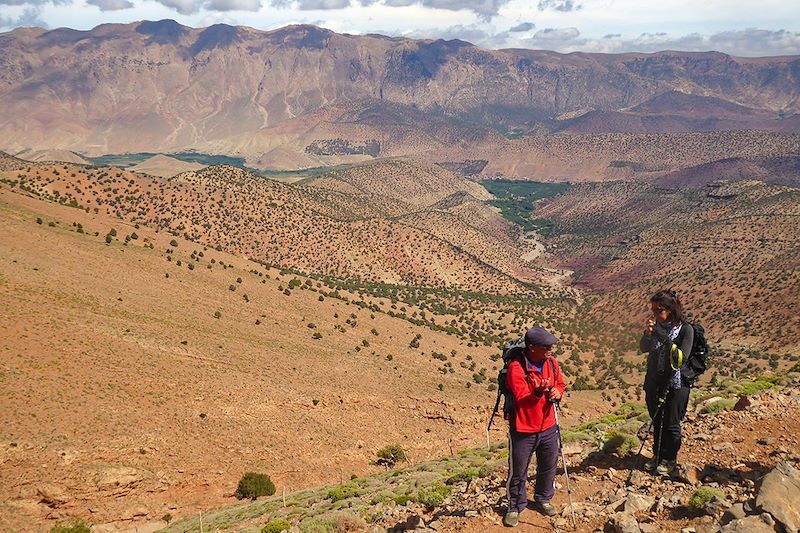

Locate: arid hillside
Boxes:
[534,178,800,358]
[0,183,502,531]
[2,155,543,292]
[1,21,798,164]
[0,158,634,532]
[475,131,800,181]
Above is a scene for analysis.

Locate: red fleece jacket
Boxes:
[506,355,566,433]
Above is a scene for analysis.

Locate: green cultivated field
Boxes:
[87,151,248,168]
[480,179,569,235]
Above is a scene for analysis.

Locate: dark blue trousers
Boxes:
[506,424,559,512]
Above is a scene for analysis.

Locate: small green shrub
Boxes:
[299,516,334,533]
[235,472,276,500]
[415,482,452,508]
[393,494,412,505]
[376,444,406,468]
[50,521,91,533]
[688,486,725,512]
[262,518,291,533]
[700,398,736,414]
[445,468,479,485]
[327,483,360,502]
[738,377,780,397]
[170,239,178,247]
[602,430,639,457]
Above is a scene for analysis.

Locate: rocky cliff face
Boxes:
[0,21,798,155]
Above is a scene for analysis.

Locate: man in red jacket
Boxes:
[503,326,566,527]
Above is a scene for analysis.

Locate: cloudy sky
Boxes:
[1,0,799,56]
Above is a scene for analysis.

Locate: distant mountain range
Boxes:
[1,20,799,171]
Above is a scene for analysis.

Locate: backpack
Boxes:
[680,322,709,386]
[496,338,527,419]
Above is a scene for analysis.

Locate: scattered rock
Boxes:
[757,437,774,446]
[674,463,702,485]
[624,493,655,515]
[692,434,713,441]
[607,511,641,533]
[721,503,746,525]
[36,483,70,507]
[404,515,426,529]
[756,461,800,533]
[703,495,732,519]
[712,442,734,452]
[719,515,775,533]
[121,503,150,520]
[94,465,147,493]
[607,498,626,513]
[733,397,752,411]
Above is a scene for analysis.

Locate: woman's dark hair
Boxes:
[650,289,685,325]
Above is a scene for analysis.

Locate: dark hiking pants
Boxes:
[645,385,690,462]
[506,424,559,513]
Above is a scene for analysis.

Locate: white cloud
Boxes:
[87,0,134,10]
[206,0,261,10]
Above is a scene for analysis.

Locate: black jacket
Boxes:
[641,322,694,393]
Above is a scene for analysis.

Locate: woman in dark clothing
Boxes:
[640,290,694,475]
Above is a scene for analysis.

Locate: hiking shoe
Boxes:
[643,458,658,472]
[503,510,520,527]
[532,501,558,517]
[656,460,677,476]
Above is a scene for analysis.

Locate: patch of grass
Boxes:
[737,377,780,397]
[700,398,736,414]
[50,521,91,533]
[688,487,725,512]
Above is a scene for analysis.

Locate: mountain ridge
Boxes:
[1,20,798,168]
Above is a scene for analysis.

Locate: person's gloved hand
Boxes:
[548,388,562,403]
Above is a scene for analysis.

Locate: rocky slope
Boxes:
[151,371,800,533]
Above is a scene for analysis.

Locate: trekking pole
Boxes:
[626,395,666,484]
[552,401,577,529]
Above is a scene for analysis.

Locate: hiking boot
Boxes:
[532,501,558,516]
[643,458,658,472]
[656,460,677,476]
[503,510,520,527]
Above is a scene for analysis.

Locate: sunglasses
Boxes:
[651,306,668,314]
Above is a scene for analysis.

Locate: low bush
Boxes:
[688,486,725,512]
[445,468,479,485]
[415,482,452,508]
[327,483,360,502]
[602,430,639,457]
[700,398,736,414]
[262,518,291,533]
[376,445,406,468]
[235,472,276,500]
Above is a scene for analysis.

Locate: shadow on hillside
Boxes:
[571,450,773,486]
[570,450,641,475]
